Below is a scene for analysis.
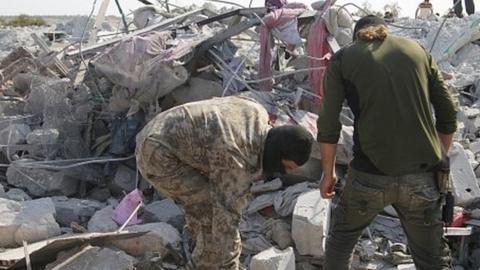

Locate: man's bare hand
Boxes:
[320,176,337,199]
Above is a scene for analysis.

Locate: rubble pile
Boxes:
[0,1,479,270]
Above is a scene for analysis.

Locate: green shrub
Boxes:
[2,15,47,27]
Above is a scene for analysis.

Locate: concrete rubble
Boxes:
[250,247,295,270]
[44,245,137,270]
[0,197,60,248]
[0,1,479,270]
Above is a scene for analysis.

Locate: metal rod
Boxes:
[23,241,32,270]
[118,202,143,232]
[115,0,130,34]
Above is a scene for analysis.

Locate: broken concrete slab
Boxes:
[6,188,32,201]
[0,197,61,248]
[87,205,119,233]
[269,219,293,250]
[142,198,185,232]
[45,245,137,270]
[0,231,145,269]
[397,264,416,270]
[250,247,295,270]
[108,222,182,257]
[449,142,480,206]
[109,165,137,196]
[26,128,59,145]
[6,165,79,197]
[292,190,330,257]
[51,196,104,227]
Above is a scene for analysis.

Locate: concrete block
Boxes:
[269,219,293,249]
[449,142,480,206]
[250,247,295,270]
[143,198,185,231]
[26,128,59,145]
[109,222,182,257]
[110,165,136,196]
[87,206,119,232]
[292,190,330,257]
[6,188,31,201]
[6,165,79,197]
[51,196,103,226]
[468,140,480,154]
[0,197,61,248]
[45,245,136,270]
[397,264,416,270]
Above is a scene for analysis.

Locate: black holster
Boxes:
[436,156,454,224]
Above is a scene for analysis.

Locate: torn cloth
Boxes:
[258,8,305,91]
[306,2,332,103]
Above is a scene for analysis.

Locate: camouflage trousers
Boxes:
[324,167,451,270]
[136,137,251,270]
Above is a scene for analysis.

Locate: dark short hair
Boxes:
[263,125,313,178]
[353,15,387,40]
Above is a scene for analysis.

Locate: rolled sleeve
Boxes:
[427,54,458,134]
[317,52,346,143]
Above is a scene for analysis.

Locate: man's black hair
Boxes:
[262,125,313,179]
[353,15,387,40]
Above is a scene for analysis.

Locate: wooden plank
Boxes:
[66,8,205,58]
[196,16,261,54]
[444,226,473,236]
[31,33,69,76]
[88,0,111,45]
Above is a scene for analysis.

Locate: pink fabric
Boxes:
[449,212,466,227]
[265,0,288,10]
[258,8,305,91]
[306,1,331,103]
[112,188,144,226]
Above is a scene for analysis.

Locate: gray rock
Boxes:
[26,128,59,145]
[107,197,119,208]
[109,222,182,257]
[0,123,31,145]
[292,190,330,257]
[449,142,480,206]
[110,165,137,196]
[45,245,136,270]
[6,165,79,197]
[250,247,295,270]
[87,206,119,232]
[142,198,185,232]
[51,196,103,226]
[269,219,292,250]
[0,197,61,247]
[6,188,31,201]
[88,187,111,202]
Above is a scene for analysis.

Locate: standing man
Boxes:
[317,15,457,269]
[454,0,475,17]
[136,95,313,270]
[415,0,434,19]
